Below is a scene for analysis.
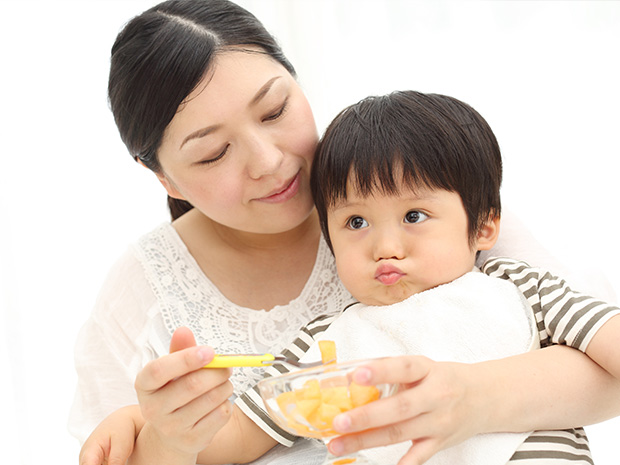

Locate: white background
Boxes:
[1,1,618,463]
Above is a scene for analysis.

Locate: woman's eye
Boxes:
[199,144,229,165]
[404,210,428,224]
[346,216,368,230]
[263,98,289,122]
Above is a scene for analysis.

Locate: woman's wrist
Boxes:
[451,361,498,436]
[464,357,530,434]
[467,345,620,434]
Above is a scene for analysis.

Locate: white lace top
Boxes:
[68,223,353,444]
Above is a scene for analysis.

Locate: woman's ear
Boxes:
[476,215,500,251]
[136,159,186,200]
[155,171,186,200]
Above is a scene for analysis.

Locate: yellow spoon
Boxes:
[203,354,331,369]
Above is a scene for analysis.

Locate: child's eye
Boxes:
[346,216,368,230]
[404,210,428,224]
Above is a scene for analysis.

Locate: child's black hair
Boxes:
[311,90,502,251]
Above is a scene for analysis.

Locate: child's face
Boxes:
[327,180,495,306]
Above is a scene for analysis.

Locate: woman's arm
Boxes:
[70,249,162,447]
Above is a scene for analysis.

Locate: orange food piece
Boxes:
[273,342,382,438]
[333,459,357,465]
[288,421,312,436]
[319,375,348,389]
[317,402,341,428]
[318,340,337,365]
[349,381,380,407]
[295,379,321,400]
[294,398,320,418]
[321,386,353,411]
[276,391,296,414]
[275,381,381,437]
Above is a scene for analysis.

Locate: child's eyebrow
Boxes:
[402,191,441,203]
[328,201,355,212]
[330,189,441,210]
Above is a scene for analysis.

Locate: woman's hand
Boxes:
[130,327,234,464]
[328,356,479,465]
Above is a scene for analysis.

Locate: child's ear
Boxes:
[476,215,500,251]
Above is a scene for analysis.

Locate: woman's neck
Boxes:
[176,207,320,252]
[218,211,319,254]
[172,208,322,310]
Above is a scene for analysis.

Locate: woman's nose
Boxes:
[245,133,284,179]
[372,226,406,261]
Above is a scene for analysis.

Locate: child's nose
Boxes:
[373,227,406,261]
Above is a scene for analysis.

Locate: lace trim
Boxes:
[134,223,353,396]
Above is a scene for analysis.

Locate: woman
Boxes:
[71,1,620,464]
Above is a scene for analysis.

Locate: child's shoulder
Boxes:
[481,256,537,274]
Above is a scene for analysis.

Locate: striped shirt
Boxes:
[236,257,620,464]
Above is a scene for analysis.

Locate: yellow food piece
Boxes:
[349,381,380,407]
[318,340,337,365]
[276,379,380,437]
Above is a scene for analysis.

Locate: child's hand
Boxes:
[133,328,234,457]
[79,405,142,465]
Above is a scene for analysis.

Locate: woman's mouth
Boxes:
[374,264,405,285]
[258,172,300,203]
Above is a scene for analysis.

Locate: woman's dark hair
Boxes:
[311,90,502,251]
[109,0,296,219]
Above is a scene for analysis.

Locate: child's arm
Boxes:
[487,257,620,382]
[79,405,144,465]
[586,313,620,380]
[128,405,277,465]
[197,405,278,464]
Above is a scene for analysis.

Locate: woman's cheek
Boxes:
[291,103,319,163]
[191,175,242,212]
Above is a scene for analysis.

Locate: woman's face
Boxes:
[156,50,318,234]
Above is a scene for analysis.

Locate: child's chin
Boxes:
[363,287,418,307]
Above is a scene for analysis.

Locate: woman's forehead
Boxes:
[183,49,289,108]
[163,50,294,147]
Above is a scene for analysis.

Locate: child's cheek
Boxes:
[335,247,365,298]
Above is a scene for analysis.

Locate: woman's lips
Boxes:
[374,263,405,285]
[257,172,300,203]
